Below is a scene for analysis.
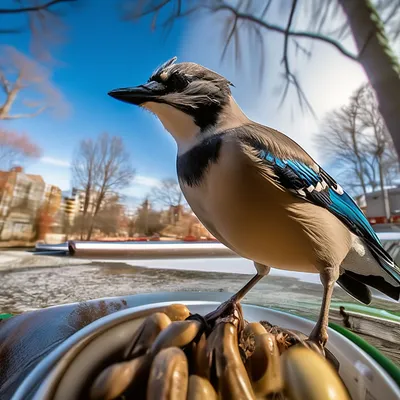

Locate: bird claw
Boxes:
[301,339,341,371]
[303,339,326,357]
[203,299,244,330]
[307,325,328,351]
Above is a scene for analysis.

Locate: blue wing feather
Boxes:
[288,159,380,243]
[257,149,400,284]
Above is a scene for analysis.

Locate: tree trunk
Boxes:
[0,88,18,120]
[350,121,367,196]
[339,0,400,158]
[359,171,367,197]
[86,209,97,241]
[144,208,149,235]
[80,184,92,239]
[377,153,391,220]
[85,191,105,240]
[356,170,367,197]
[86,220,94,241]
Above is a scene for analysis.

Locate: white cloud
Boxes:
[121,175,163,205]
[135,175,161,188]
[26,164,71,191]
[40,156,71,168]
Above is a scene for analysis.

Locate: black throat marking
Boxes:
[177,133,226,187]
[174,101,224,132]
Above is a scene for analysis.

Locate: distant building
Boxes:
[61,187,121,230]
[0,166,46,241]
[77,189,94,214]
[61,188,79,224]
[186,211,215,239]
[361,187,400,224]
[42,184,63,234]
[160,204,184,225]
[160,205,215,239]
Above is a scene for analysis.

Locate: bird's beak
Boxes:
[108,81,166,106]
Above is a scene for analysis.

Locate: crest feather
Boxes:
[151,56,177,80]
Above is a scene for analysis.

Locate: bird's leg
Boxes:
[308,269,337,348]
[204,263,270,327]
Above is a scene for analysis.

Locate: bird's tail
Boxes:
[365,236,400,300]
[337,272,372,305]
[340,237,400,303]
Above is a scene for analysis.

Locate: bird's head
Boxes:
[109,57,247,152]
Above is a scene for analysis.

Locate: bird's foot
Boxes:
[305,326,329,356]
[304,339,325,357]
[309,328,328,347]
[202,298,244,331]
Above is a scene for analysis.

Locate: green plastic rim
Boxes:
[328,321,400,387]
[0,313,13,320]
[330,301,400,322]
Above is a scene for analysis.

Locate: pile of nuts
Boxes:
[89,304,350,400]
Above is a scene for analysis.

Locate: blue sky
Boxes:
[1,1,368,208]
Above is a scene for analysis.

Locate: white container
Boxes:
[13,301,400,400]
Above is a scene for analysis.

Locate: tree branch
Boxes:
[132,0,359,61]
[211,2,359,61]
[131,0,365,120]
[282,0,297,80]
[0,0,76,14]
[260,0,273,19]
[1,106,47,120]
[156,2,200,33]
[0,27,24,33]
[221,14,239,61]
[278,0,315,116]
[0,75,11,94]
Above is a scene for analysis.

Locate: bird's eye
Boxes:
[147,72,188,91]
[148,71,170,85]
[159,71,168,81]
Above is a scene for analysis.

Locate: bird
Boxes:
[108,57,400,347]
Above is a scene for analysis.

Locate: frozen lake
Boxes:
[96,256,322,283]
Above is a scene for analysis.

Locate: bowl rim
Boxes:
[11,300,400,399]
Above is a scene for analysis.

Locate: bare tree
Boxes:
[72,133,135,240]
[339,0,400,159]
[71,137,98,239]
[121,207,136,237]
[381,141,399,186]
[1,0,78,61]
[317,83,398,201]
[0,46,68,120]
[318,99,371,196]
[0,128,41,169]
[150,178,183,208]
[135,198,165,235]
[126,0,400,157]
[150,178,183,224]
[357,84,397,218]
[94,194,124,236]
